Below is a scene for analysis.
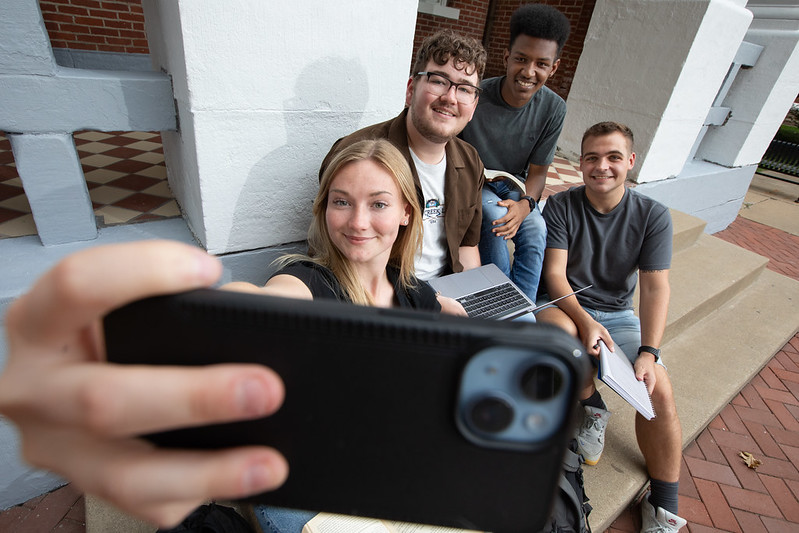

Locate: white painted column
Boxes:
[141,1,419,254]
[697,4,799,167]
[560,0,752,183]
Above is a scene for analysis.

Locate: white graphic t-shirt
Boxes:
[410,148,448,280]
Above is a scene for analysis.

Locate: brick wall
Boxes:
[415,0,595,100]
[39,0,149,55]
[412,0,492,74]
[38,0,594,100]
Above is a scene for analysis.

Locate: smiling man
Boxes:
[459,4,570,303]
[321,30,486,283]
[538,122,686,533]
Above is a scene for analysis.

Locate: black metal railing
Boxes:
[760,139,799,177]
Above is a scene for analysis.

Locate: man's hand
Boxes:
[578,320,614,360]
[491,199,531,240]
[0,241,289,528]
[634,352,659,394]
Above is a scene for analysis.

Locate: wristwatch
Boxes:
[638,345,661,362]
[521,195,536,212]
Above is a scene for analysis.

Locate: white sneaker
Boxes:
[640,494,687,532]
[575,405,610,465]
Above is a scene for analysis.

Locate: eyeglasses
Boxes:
[416,72,481,104]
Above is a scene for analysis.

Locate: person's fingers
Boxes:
[14,363,284,438]
[32,431,288,529]
[8,241,222,349]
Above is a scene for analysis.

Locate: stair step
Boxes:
[662,234,768,344]
[585,269,799,532]
[670,209,706,253]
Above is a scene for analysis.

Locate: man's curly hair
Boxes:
[411,29,487,82]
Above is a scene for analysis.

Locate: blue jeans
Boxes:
[480,180,546,301]
[254,505,315,533]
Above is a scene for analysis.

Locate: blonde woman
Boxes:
[228,139,461,313]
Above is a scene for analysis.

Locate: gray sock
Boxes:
[648,478,679,515]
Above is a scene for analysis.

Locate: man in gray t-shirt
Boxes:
[459,3,569,302]
[538,123,686,532]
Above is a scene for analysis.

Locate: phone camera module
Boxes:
[520,364,564,401]
[468,396,514,433]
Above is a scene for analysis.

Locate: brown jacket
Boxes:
[320,109,484,274]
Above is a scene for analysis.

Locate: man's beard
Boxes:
[409,104,457,145]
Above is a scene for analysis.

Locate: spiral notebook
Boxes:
[597,340,655,420]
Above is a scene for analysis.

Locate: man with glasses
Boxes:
[320,30,486,281]
[460,4,570,303]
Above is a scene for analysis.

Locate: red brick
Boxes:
[734,403,782,428]
[755,385,799,406]
[762,365,790,391]
[744,420,788,460]
[773,367,799,385]
[755,455,799,482]
[719,403,749,435]
[0,505,31,531]
[765,399,799,432]
[679,457,700,499]
[685,455,741,487]
[740,383,770,411]
[731,509,769,532]
[762,474,799,522]
[760,515,799,532]
[676,494,712,527]
[720,446,768,493]
[694,478,740,530]
[709,427,762,455]
[720,484,782,517]
[697,428,727,464]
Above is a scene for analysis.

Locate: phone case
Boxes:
[104,289,589,533]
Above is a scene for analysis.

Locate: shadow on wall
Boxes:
[230,57,370,284]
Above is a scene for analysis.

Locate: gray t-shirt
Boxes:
[542,186,673,311]
[459,76,566,181]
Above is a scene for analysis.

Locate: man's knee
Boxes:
[536,307,578,337]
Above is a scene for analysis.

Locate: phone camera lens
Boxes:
[469,396,514,433]
[520,364,563,401]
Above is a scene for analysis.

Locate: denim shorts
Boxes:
[535,300,666,369]
[583,307,667,369]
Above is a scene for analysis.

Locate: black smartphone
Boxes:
[104,289,589,533]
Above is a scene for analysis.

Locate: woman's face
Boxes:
[326,159,412,269]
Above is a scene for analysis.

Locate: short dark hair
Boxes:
[412,29,487,82]
[581,122,635,154]
[509,3,571,57]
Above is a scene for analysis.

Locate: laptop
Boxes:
[428,263,590,320]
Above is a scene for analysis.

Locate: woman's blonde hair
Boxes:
[283,139,423,306]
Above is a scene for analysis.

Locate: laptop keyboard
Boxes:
[457,282,530,319]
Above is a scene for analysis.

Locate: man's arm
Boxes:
[541,247,611,358]
[635,269,671,393]
[458,245,482,270]
[525,163,548,203]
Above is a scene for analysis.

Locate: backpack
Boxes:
[537,439,592,533]
[157,503,256,533]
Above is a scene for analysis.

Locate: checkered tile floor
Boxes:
[0,131,180,239]
[0,133,582,241]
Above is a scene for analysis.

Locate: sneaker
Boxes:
[640,494,686,532]
[576,405,610,465]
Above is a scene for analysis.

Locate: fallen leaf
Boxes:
[739,451,761,469]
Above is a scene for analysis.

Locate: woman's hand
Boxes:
[0,241,289,528]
